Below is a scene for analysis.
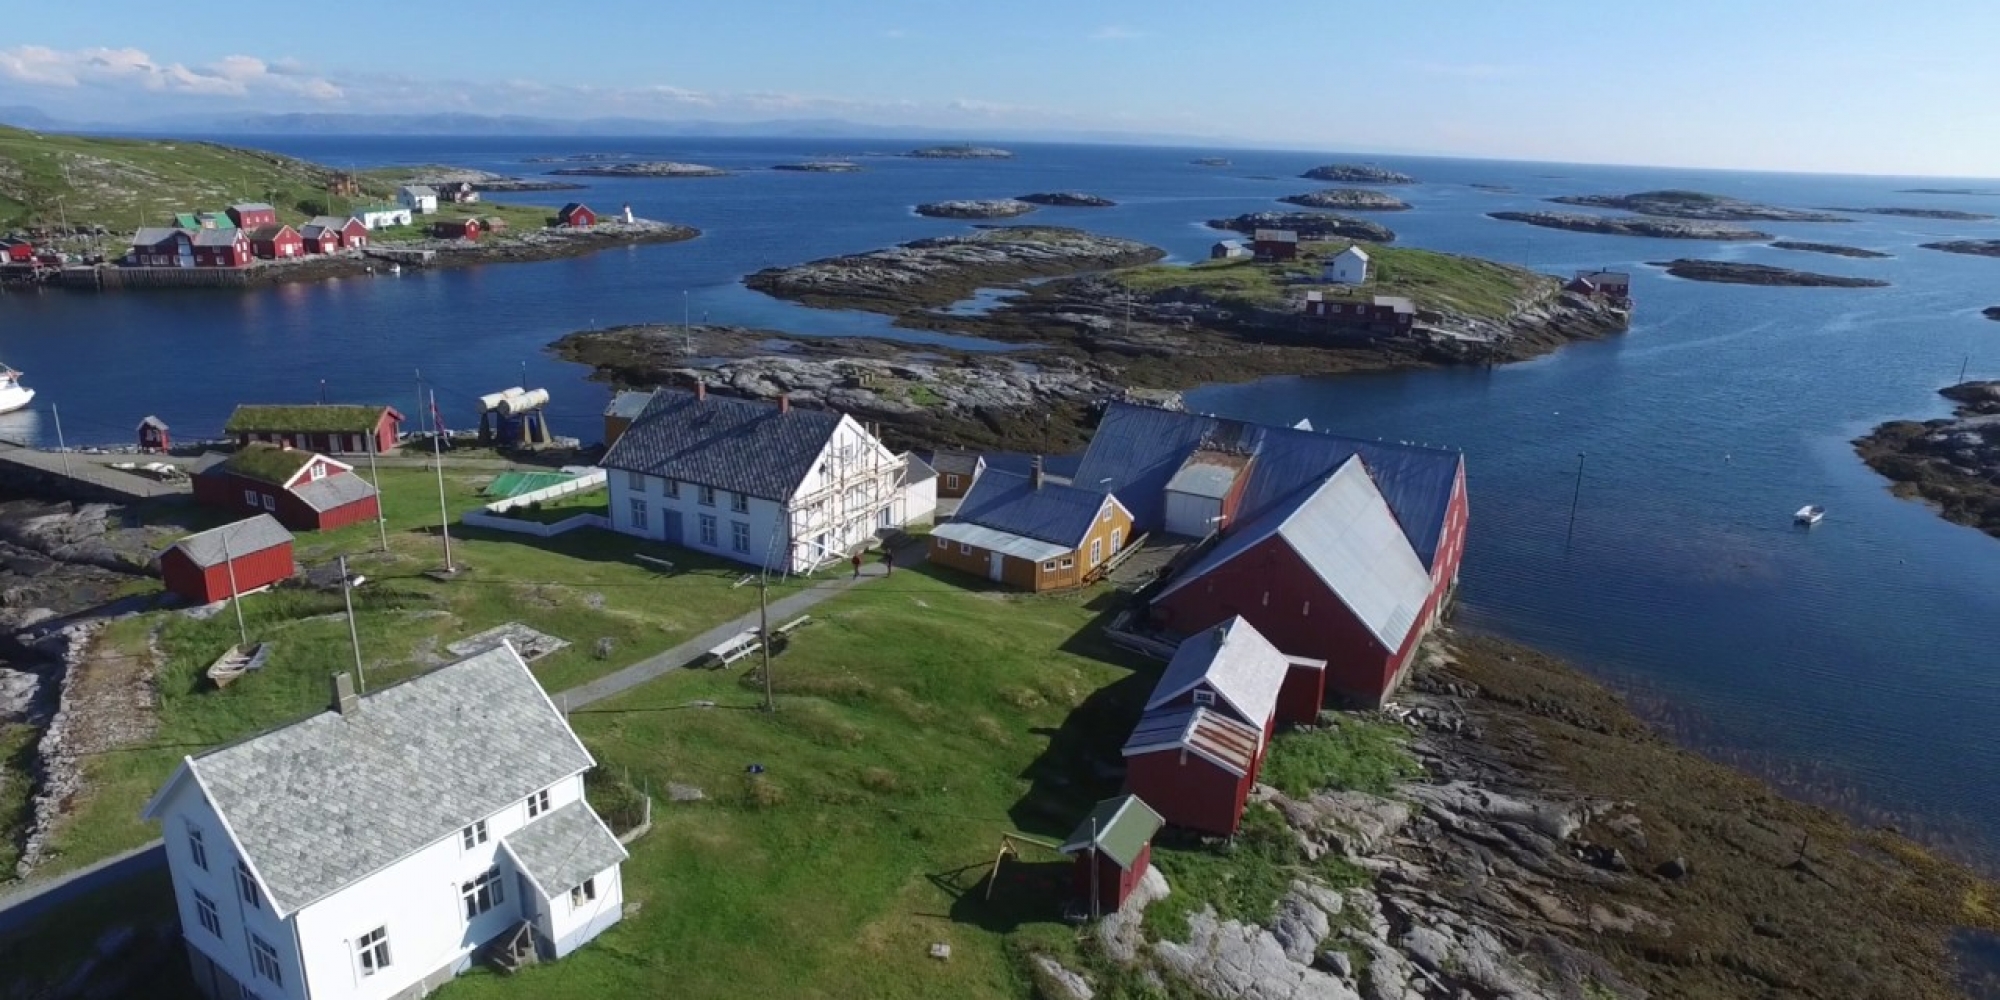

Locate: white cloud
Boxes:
[0,45,342,101]
[1091,25,1141,41]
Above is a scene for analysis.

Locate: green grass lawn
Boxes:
[0,722,37,875]
[1110,242,1549,320]
[370,202,564,245]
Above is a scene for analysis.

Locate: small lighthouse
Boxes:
[622,203,634,224]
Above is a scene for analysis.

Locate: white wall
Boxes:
[608,471,789,571]
[900,474,937,526]
[1164,490,1223,538]
[158,780,307,1000]
[1325,251,1368,285]
[544,863,625,958]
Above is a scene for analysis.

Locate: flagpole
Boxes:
[430,389,455,572]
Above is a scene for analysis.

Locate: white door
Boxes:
[988,551,1005,582]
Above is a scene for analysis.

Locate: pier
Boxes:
[0,443,193,503]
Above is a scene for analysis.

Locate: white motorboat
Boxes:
[0,365,34,415]
[1794,505,1825,526]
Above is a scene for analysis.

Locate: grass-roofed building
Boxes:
[224,403,404,455]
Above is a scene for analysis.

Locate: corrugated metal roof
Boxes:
[192,229,243,247]
[1165,450,1252,500]
[951,468,1112,548]
[599,389,845,502]
[921,449,983,477]
[166,514,293,569]
[1059,794,1163,869]
[1074,402,1460,569]
[1121,706,1262,778]
[292,472,378,512]
[1146,616,1288,728]
[979,452,1082,482]
[229,202,276,213]
[930,521,1071,563]
[1155,456,1434,650]
[1253,229,1299,242]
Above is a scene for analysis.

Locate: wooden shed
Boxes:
[1121,706,1264,836]
[1059,795,1164,916]
[137,416,170,452]
[191,444,382,532]
[159,514,295,605]
[432,218,482,240]
[557,203,598,228]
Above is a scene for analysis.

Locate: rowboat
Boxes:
[207,642,274,688]
[1794,505,1825,526]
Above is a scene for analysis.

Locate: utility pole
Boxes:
[1565,452,1587,547]
[683,291,692,357]
[221,529,248,648]
[340,555,367,691]
[49,404,71,476]
[366,433,388,552]
[1088,817,1102,922]
[759,572,774,712]
[430,389,455,572]
[1961,353,1972,383]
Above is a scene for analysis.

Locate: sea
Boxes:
[3,136,1998,862]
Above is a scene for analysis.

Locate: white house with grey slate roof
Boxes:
[142,643,626,1000]
[600,385,920,574]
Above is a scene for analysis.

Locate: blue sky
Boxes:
[3,0,1996,176]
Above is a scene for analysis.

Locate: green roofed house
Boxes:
[224,403,403,455]
[171,212,200,230]
[1059,794,1164,915]
[191,443,382,532]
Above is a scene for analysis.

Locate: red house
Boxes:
[1251,228,1299,262]
[137,415,170,452]
[1567,268,1632,304]
[1073,402,1468,708]
[0,238,33,263]
[159,514,296,605]
[1121,704,1264,837]
[129,227,195,267]
[191,228,252,268]
[432,218,481,240]
[1304,293,1416,337]
[225,202,279,229]
[191,444,382,532]
[1059,795,1164,915]
[247,224,304,260]
[1148,616,1323,733]
[557,203,597,228]
[301,216,369,254]
[223,404,402,455]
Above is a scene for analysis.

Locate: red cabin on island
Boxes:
[191,444,381,532]
[159,514,296,605]
[223,404,402,455]
[557,203,597,228]
[248,225,304,260]
[225,202,279,229]
[137,416,170,452]
[432,218,481,240]
[1059,795,1164,915]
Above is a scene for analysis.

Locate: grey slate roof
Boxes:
[179,642,594,915]
[902,452,937,485]
[131,227,186,247]
[1060,794,1163,869]
[292,471,378,512]
[502,801,628,898]
[1074,402,1461,569]
[1146,616,1289,729]
[951,468,1111,548]
[230,202,277,213]
[599,388,845,502]
[166,514,294,568]
[922,449,983,477]
[191,228,244,247]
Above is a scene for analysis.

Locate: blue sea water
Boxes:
[3,136,1997,857]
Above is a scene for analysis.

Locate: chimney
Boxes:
[693,378,706,402]
[778,394,790,415]
[1031,455,1045,491]
[331,672,358,716]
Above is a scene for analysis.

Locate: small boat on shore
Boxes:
[1794,505,1826,526]
[0,364,34,415]
[206,641,274,689]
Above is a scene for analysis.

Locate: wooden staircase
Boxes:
[488,921,540,975]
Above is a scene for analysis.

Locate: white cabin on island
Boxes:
[142,643,627,1000]
[600,385,926,574]
[1324,245,1370,285]
[397,185,438,215]
[353,205,413,230]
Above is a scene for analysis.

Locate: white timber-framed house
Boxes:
[141,643,628,1000]
[598,385,920,574]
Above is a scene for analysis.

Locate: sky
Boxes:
[2,0,1997,176]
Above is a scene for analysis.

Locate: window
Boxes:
[249,934,282,984]
[242,488,258,506]
[629,497,649,531]
[526,788,551,818]
[186,824,209,871]
[356,926,392,976]
[935,537,946,549]
[945,474,960,490]
[1089,538,1103,567]
[731,520,750,553]
[1060,557,1075,569]
[461,820,488,850]
[194,891,222,938]
[1101,506,1112,523]
[699,514,718,547]
[236,861,261,910]
[666,479,680,499]
[260,494,275,512]
[879,507,892,527]
[462,867,505,919]
[1111,529,1123,552]
[1192,690,1216,707]
[958,543,971,555]
[309,463,325,481]
[1042,561,1056,572]
[730,492,749,514]
[570,877,598,908]
[698,485,716,507]
[626,470,646,491]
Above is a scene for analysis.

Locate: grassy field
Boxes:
[0,723,36,875]
[0,124,396,231]
[1110,242,1550,320]
[368,201,565,245]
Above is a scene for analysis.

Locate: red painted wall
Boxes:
[160,541,294,604]
[1277,664,1325,726]
[1125,749,1253,837]
[195,470,376,532]
[1068,841,1153,914]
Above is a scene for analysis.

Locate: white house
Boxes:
[1324,245,1370,285]
[599,385,923,574]
[900,452,938,526]
[397,185,439,215]
[142,643,627,1000]
[354,205,413,230]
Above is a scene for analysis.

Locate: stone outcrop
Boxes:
[548,161,730,177]
[1489,212,1770,240]
[905,146,1013,159]
[772,161,862,172]
[914,199,1037,219]
[1549,190,1846,222]
[1985,306,2000,321]
[1770,241,1892,259]
[744,226,1164,312]
[1206,212,1395,243]
[1016,192,1116,207]
[1191,157,1231,167]
[1652,259,1890,287]
[1301,164,1415,184]
[1279,189,1411,211]
[1855,380,2000,538]
[1922,239,2000,258]
[393,167,582,192]
[1823,206,1996,221]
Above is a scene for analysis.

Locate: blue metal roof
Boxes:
[979,451,1084,482]
[951,468,1111,548]
[1073,402,1461,569]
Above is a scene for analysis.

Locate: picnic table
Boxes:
[707,629,762,667]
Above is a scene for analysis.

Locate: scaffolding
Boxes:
[781,421,907,574]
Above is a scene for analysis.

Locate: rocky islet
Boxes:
[1278,188,1411,211]
[1549,190,1848,222]
[1855,380,2000,538]
[913,199,1038,219]
[1300,163,1416,184]
[1490,211,1771,240]
[1651,259,1890,287]
[1015,192,1116,207]
[1207,211,1396,242]
[1770,240,1893,258]
[547,161,730,177]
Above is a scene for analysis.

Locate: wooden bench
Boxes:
[774,615,812,637]
[707,629,762,667]
[634,553,676,573]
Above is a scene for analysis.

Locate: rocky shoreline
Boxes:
[1490,211,1771,240]
[235,220,700,287]
[1652,259,1890,287]
[773,161,862,173]
[1209,211,1396,242]
[914,199,1037,219]
[1550,190,1847,222]
[1302,164,1415,184]
[1279,189,1411,211]
[1986,307,2000,321]
[906,145,1012,159]
[1825,206,1996,221]
[1017,192,1115,207]
[389,167,584,192]
[548,161,729,178]
[1923,240,2000,258]
[1771,240,1893,258]
[1854,380,2000,538]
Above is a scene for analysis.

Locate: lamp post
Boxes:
[340,555,368,691]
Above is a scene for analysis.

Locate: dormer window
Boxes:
[526,788,551,818]
[1192,690,1216,707]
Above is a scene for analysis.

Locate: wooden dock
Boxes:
[0,444,192,502]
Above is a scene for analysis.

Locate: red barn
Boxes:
[432,218,481,240]
[128,227,195,267]
[557,203,597,228]
[159,514,296,605]
[225,202,279,229]
[247,224,304,260]
[0,238,33,263]
[1121,706,1264,836]
[223,404,402,455]
[1059,795,1164,915]
[191,444,382,532]
[1073,402,1467,708]
[137,415,170,452]
[191,228,252,268]
[1251,228,1299,262]
[1568,268,1632,304]
[301,216,370,254]
[1304,293,1417,337]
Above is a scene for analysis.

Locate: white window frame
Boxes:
[1060,556,1076,569]
[249,934,282,984]
[629,497,649,531]
[260,494,275,512]
[935,537,947,549]
[958,543,971,555]
[1089,538,1103,567]
[186,823,208,871]
[242,488,258,506]
[236,861,261,910]
[356,925,392,977]
[945,474,960,490]
[731,520,750,553]
[527,788,551,818]
[194,890,222,938]
[1192,690,1217,707]
[570,877,598,908]
[699,514,719,547]
[730,491,749,514]
[626,470,646,492]
[1111,528,1122,552]
[461,866,506,920]
[698,485,717,507]
[461,820,487,851]
[666,479,680,499]
[1042,561,1056,573]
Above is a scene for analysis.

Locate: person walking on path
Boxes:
[851,551,863,579]
[882,548,894,576]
